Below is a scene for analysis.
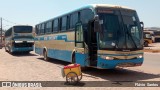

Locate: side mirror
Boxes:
[140,22,144,30]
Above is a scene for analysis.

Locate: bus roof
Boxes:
[37,4,135,25]
[13,25,32,27]
[6,25,33,31]
[91,4,134,10]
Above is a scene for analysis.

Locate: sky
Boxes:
[0,0,160,30]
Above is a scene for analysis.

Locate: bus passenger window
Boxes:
[53,19,59,32]
[38,25,41,35]
[46,21,52,33]
[70,13,78,29]
[80,9,94,31]
[5,28,12,37]
[61,16,67,31]
[35,26,39,35]
[81,9,94,24]
[40,24,45,34]
[66,16,70,30]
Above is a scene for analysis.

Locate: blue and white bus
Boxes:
[5,25,34,54]
[35,4,144,69]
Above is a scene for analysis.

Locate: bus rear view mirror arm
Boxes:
[140,22,144,30]
[94,15,102,32]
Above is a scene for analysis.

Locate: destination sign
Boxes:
[98,9,114,13]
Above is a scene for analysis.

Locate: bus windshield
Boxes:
[14,26,32,33]
[98,9,143,51]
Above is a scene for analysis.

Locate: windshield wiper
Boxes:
[125,25,138,49]
[118,9,128,49]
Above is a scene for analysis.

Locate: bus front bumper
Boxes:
[97,57,144,69]
[12,47,33,52]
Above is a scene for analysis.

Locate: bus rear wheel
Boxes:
[43,50,49,61]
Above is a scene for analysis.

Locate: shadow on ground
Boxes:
[82,68,160,81]
[11,52,38,57]
[37,57,160,82]
[37,57,70,66]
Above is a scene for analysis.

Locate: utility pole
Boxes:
[0,17,2,43]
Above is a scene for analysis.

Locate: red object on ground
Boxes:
[64,64,80,69]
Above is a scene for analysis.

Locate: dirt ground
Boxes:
[0,48,159,90]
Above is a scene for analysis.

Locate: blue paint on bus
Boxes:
[47,49,72,62]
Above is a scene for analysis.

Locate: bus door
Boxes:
[87,21,98,66]
[75,22,89,67]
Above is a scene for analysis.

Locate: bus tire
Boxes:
[43,49,49,61]
[144,41,149,47]
[25,51,30,54]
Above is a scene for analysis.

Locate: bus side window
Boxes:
[59,18,62,32]
[40,24,42,35]
[80,9,94,44]
[53,19,59,33]
[40,24,45,35]
[81,9,94,26]
[7,28,12,37]
[38,25,41,35]
[45,22,48,34]
[52,20,54,33]
[49,21,52,33]
[61,16,67,31]
[70,12,78,29]
[46,21,52,34]
[37,25,40,35]
[35,26,38,35]
[43,23,46,34]
[66,16,70,30]
[39,25,41,35]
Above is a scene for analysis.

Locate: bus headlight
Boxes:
[137,54,143,58]
[101,56,114,60]
[27,41,34,43]
[15,41,23,43]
